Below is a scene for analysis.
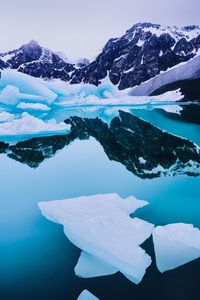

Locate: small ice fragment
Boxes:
[153,223,200,272]
[77,290,99,300]
[75,251,118,278]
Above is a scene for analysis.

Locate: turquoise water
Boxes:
[0,107,200,300]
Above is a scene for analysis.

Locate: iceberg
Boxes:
[0,85,21,106]
[77,290,99,300]
[0,111,14,122]
[0,85,54,107]
[0,70,57,104]
[153,223,200,272]
[0,112,70,137]
[38,193,154,284]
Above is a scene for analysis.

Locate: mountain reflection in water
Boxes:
[1,110,199,179]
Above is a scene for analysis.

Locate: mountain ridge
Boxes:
[0,22,200,98]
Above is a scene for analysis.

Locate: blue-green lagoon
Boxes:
[0,106,200,300]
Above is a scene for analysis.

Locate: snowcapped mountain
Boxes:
[0,23,200,98]
[0,40,83,81]
[70,23,200,89]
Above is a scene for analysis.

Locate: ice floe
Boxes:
[153,223,200,272]
[0,112,70,137]
[38,193,154,284]
[77,290,99,300]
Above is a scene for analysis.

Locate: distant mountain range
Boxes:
[0,22,200,99]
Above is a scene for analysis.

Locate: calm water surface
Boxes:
[0,106,200,300]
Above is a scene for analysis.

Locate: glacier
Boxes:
[38,193,154,284]
[77,290,99,300]
[153,223,200,272]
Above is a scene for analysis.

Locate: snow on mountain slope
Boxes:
[129,54,200,96]
[0,40,76,81]
[70,23,200,89]
[0,23,200,93]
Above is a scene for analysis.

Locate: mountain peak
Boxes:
[21,40,41,49]
[27,40,39,45]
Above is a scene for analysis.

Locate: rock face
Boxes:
[151,78,200,101]
[2,111,200,178]
[0,40,77,81]
[70,23,200,89]
[0,23,200,91]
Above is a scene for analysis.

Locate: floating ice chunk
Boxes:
[153,223,200,273]
[0,85,54,107]
[38,193,154,284]
[17,102,50,111]
[0,70,57,104]
[75,251,118,278]
[0,111,15,122]
[0,85,20,105]
[77,290,99,300]
[0,112,70,137]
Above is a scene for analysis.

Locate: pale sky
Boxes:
[0,0,199,60]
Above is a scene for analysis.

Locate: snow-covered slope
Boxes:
[129,54,200,96]
[0,40,76,81]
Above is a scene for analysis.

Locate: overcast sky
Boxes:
[0,0,199,60]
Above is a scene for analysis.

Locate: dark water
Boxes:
[0,106,200,300]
